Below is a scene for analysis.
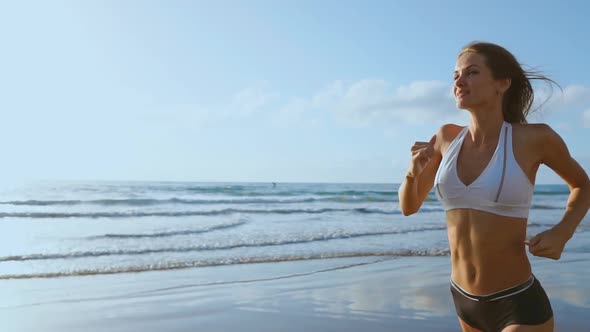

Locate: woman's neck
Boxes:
[466,106,505,146]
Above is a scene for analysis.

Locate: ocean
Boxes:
[0,181,587,280]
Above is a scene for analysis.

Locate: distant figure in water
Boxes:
[272,182,277,188]
[398,41,590,332]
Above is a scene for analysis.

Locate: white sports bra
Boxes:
[434,122,534,218]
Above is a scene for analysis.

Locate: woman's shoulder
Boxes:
[438,123,465,142]
[433,123,465,154]
[511,122,567,162]
[511,122,559,145]
[510,122,551,131]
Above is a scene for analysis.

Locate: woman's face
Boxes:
[453,52,502,110]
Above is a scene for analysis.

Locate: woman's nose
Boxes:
[454,75,466,87]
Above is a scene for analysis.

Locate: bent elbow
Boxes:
[399,204,418,217]
[401,210,417,217]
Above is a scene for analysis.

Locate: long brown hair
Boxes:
[459,42,560,124]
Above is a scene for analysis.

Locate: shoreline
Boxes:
[1,254,589,331]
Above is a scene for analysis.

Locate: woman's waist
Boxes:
[446,210,528,250]
[450,249,531,295]
[450,274,536,301]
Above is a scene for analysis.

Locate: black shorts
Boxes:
[450,275,553,332]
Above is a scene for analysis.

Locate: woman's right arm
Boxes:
[398,126,444,216]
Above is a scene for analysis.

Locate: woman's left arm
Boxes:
[528,124,590,260]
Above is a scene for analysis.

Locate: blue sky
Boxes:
[1,0,589,185]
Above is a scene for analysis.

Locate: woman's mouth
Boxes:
[456,91,469,98]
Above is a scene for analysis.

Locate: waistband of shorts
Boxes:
[450,275,535,302]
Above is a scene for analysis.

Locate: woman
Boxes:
[398,41,590,332]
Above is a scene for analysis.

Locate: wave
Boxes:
[66,184,401,198]
[0,190,566,208]
[177,186,568,197]
[0,249,450,280]
[179,187,397,197]
[88,221,246,239]
[528,222,589,232]
[0,195,395,207]
[527,222,559,228]
[533,190,570,196]
[0,226,447,262]
[530,204,563,210]
[0,258,395,307]
[0,207,411,219]
[0,186,568,210]
[0,203,559,219]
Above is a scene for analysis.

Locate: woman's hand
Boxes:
[527,226,572,260]
[407,135,436,178]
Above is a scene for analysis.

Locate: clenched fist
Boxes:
[407,134,437,178]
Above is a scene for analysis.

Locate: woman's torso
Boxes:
[435,122,542,294]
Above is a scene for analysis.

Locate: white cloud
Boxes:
[312,79,464,126]
[529,84,590,126]
[311,80,346,108]
[560,85,590,108]
[312,80,590,127]
[270,97,310,126]
[147,81,590,130]
[533,84,590,115]
[143,83,278,129]
[227,83,277,117]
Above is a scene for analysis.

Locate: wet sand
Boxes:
[0,254,588,332]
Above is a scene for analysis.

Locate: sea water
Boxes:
[0,181,587,279]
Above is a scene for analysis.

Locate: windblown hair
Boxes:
[459,42,560,124]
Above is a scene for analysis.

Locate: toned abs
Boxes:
[441,124,542,294]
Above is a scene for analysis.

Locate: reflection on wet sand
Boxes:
[1,255,589,332]
[234,256,455,322]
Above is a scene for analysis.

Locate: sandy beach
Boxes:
[1,253,589,332]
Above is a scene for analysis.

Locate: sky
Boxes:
[1,0,589,185]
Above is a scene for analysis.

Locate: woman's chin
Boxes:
[456,99,477,110]
[456,101,469,109]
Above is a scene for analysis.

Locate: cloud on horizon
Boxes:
[313,80,461,126]
[318,80,590,127]
[148,80,590,130]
